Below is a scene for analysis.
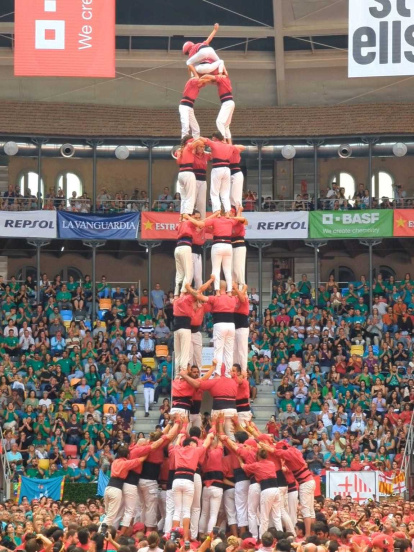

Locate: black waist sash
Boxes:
[260,478,278,491]
[108,476,124,490]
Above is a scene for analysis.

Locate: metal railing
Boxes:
[401,409,414,498]
[0,426,12,500]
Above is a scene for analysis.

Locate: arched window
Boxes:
[330,172,356,200]
[329,266,356,287]
[376,265,396,281]
[372,171,394,199]
[57,172,83,199]
[18,172,44,200]
[59,267,84,282]
[16,266,37,282]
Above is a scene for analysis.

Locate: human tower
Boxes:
[102,24,316,542]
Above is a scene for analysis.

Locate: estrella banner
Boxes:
[17,476,64,504]
[378,470,406,496]
[97,470,109,497]
[57,212,139,240]
[310,210,393,239]
[393,210,414,236]
[15,0,115,77]
[141,212,213,241]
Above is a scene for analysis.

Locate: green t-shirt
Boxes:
[56,291,72,301]
[57,358,72,375]
[33,419,51,438]
[279,399,295,412]
[128,360,142,375]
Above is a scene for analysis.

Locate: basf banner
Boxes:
[394,209,414,236]
[349,0,414,77]
[0,211,56,238]
[310,210,393,239]
[245,212,309,240]
[58,212,139,240]
[15,0,115,77]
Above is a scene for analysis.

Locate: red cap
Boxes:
[371,534,394,551]
[245,438,258,448]
[183,41,194,55]
[242,538,257,550]
[275,440,289,450]
[132,522,145,534]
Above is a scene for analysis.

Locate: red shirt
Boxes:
[173,378,196,398]
[173,445,205,472]
[199,375,237,399]
[234,297,249,316]
[177,220,198,241]
[181,78,200,107]
[190,303,205,327]
[193,152,211,181]
[215,75,233,100]
[159,457,170,484]
[110,456,147,479]
[222,454,235,479]
[232,221,246,239]
[272,446,313,484]
[243,459,277,482]
[237,378,250,401]
[205,217,238,238]
[128,443,154,473]
[188,41,208,58]
[177,140,195,171]
[193,227,206,246]
[173,294,196,317]
[202,447,224,487]
[207,294,237,313]
[283,466,299,492]
[204,139,234,168]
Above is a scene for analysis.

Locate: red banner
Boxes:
[15,0,115,77]
[141,212,180,240]
[393,209,414,236]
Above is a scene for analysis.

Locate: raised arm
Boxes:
[182,213,205,228]
[206,23,219,45]
[198,275,215,293]
[200,361,216,381]
[184,283,209,303]
[179,369,201,389]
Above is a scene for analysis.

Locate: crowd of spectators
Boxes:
[246,271,414,476]
[0,274,180,483]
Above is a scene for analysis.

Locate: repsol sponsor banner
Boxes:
[349,0,414,78]
[310,210,393,239]
[58,212,139,240]
[141,212,213,240]
[393,209,414,236]
[0,211,57,238]
[245,212,309,240]
[15,0,115,77]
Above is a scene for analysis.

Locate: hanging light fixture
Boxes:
[392,142,408,157]
[281,145,296,160]
[4,141,18,156]
[115,145,130,160]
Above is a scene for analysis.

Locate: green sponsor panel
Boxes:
[310,210,393,239]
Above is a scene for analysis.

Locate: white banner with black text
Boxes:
[245,211,309,240]
[0,211,57,238]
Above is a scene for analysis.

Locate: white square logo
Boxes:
[322,214,333,225]
[35,20,65,50]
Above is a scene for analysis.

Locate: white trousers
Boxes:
[190,331,202,368]
[158,489,167,531]
[190,473,202,539]
[120,482,139,527]
[211,242,233,291]
[299,479,316,518]
[260,487,282,538]
[216,100,235,141]
[190,413,202,428]
[172,478,195,520]
[164,489,175,534]
[224,488,237,526]
[199,485,224,534]
[178,171,196,215]
[234,326,249,372]
[248,482,261,538]
[279,486,296,534]
[288,490,298,527]
[174,328,191,374]
[195,180,207,218]
[175,245,193,296]
[192,252,203,290]
[210,167,231,213]
[103,486,123,528]
[170,407,189,419]
[232,245,246,287]
[213,322,235,377]
[230,171,244,209]
[138,478,159,528]
[179,105,200,139]
[143,387,154,413]
[235,479,250,527]
[211,408,237,440]
[238,410,252,427]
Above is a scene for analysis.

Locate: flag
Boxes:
[97,470,109,497]
[378,471,406,496]
[17,476,64,504]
